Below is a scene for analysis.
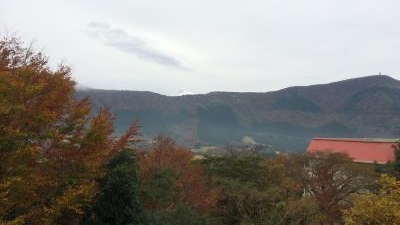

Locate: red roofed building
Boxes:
[306,138,398,164]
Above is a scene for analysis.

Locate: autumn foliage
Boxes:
[138,136,219,214]
[0,36,139,224]
[343,174,400,225]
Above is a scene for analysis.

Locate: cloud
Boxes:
[85,22,185,69]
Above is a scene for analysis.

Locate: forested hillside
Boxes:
[77,75,400,152]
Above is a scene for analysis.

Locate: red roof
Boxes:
[306,138,397,164]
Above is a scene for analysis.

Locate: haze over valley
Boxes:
[77,75,400,152]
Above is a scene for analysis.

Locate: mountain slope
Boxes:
[76,75,400,152]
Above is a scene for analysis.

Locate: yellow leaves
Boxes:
[0,178,14,212]
[45,182,99,225]
[342,174,400,225]
[82,108,113,151]
[0,97,11,114]
[0,147,45,221]
[0,216,25,225]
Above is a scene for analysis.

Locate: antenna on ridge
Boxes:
[379,71,382,75]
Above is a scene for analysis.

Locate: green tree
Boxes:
[147,207,222,225]
[82,150,144,225]
[202,155,295,225]
[392,141,400,173]
[374,141,400,177]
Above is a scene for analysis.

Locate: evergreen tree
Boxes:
[82,150,144,225]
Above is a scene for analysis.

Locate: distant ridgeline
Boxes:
[76,75,400,153]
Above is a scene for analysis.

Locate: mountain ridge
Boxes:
[76,75,400,152]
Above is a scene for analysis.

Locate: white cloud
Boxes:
[85,22,186,70]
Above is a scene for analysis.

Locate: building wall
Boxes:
[306,138,396,164]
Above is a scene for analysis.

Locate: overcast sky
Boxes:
[1,0,400,95]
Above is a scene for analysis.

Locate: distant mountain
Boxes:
[172,90,195,96]
[76,75,400,152]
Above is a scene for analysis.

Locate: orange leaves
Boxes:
[138,136,219,213]
[139,137,193,178]
[176,165,220,213]
[0,39,74,152]
[111,120,140,157]
[81,108,114,151]
[0,35,141,224]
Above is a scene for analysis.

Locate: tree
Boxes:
[342,174,400,225]
[138,136,219,214]
[146,206,222,225]
[202,154,301,225]
[82,150,144,225]
[302,153,377,224]
[0,35,80,224]
[376,141,400,178]
[0,35,139,224]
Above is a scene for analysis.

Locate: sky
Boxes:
[1,0,400,95]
